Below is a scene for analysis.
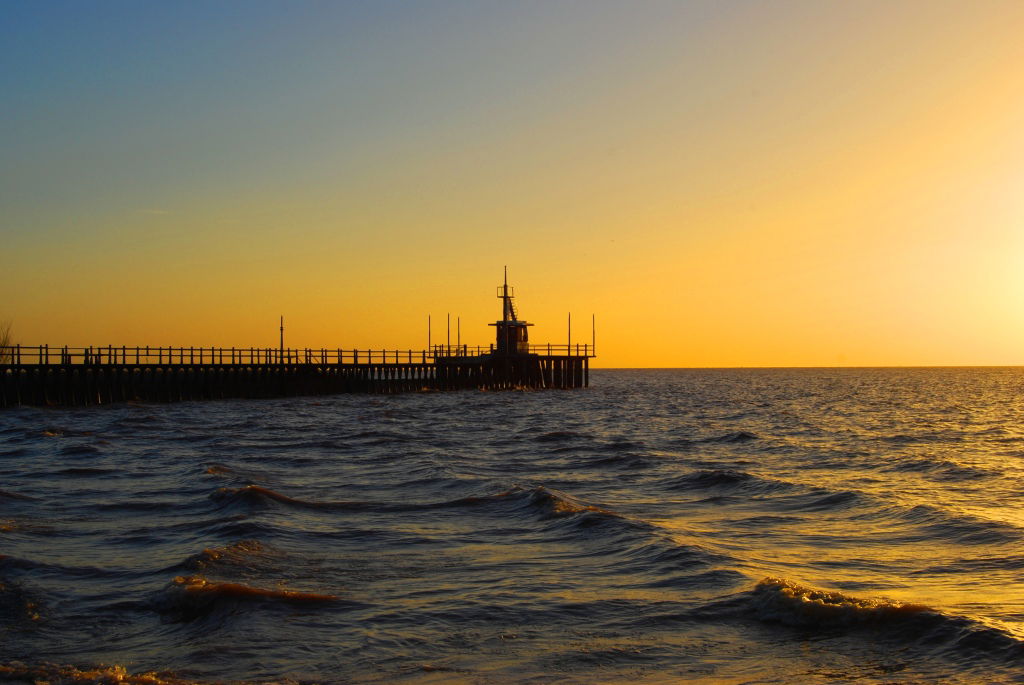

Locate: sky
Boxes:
[3,0,1024,367]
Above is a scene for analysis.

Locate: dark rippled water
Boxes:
[2,368,1024,683]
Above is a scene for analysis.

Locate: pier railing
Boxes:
[0,343,595,367]
[432,343,594,358]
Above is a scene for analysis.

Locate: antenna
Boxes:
[501,266,511,322]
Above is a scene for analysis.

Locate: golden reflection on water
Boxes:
[656,486,1024,640]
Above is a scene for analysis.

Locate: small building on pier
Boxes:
[433,271,591,391]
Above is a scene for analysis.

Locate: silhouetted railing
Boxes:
[432,343,594,357]
[0,343,596,366]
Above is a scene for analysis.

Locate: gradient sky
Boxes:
[4,0,1024,367]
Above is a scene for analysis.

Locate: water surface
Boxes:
[2,368,1023,682]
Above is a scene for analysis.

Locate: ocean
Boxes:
[1,368,1023,683]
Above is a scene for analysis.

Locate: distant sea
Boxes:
[2,368,1023,683]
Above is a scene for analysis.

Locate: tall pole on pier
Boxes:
[568,312,571,354]
[428,315,432,351]
[447,313,450,352]
[457,316,460,350]
[592,314,596,354]
[279,316,284,364]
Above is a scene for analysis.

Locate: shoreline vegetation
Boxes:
[0,321,12,364]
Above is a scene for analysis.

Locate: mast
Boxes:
[502,265,512,322]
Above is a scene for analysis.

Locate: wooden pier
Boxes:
[0,344,592,407]
[0,275,594,407]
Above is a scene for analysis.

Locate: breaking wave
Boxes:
[734,578,1024,664]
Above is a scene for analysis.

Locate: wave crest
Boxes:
[209,485,369,511]
[749,577,930,627]
[741,577,1024,664]
[0,662,192,685]
[155,574,338,622]
[181,540,270,572]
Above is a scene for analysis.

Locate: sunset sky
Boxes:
[4,1,1024,367]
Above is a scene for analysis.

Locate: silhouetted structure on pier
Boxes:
[0,275,594,407]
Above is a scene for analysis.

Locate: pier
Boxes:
[0,276,594,407]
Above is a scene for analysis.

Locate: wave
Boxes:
[58,443,104,456]
[599,438,647,451]
[524,485,620,518]
[699,431,759,443]
[439,486,740,582]
[883,456,995,481]
[789,490,861,511]
[1,553,148,581]
[176,540,272,573]
[209,485,372,511]
[733,577,1024,664]
[40,428,99,439]
[898,504,1023,545]
[662,469,793,496]
[665,468,752,489]
[210,484,641,523]
[0,662,193,684]
[584,453,654,469]
[745,577,931,626]
[54,466,117,476]
[154,574,340,622]
[96,500,182,512]
[912,555,1024,575]
[429,485,627,523]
